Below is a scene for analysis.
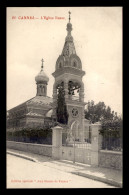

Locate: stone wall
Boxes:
[7,141,52,157]
[99,150,122,170]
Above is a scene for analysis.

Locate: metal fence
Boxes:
[63,141,91,149]
[70,142,91,149]
[101,129,122,151]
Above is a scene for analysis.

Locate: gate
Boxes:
[52,123,101,167]
[61,121,91,165]
[62,142,91,164]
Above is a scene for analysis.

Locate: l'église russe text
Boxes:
[12,16,65,20]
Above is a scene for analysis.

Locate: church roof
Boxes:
[8,96,53,112]
[26,96,52,106]
[53,12,85,76]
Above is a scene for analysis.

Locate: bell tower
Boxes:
[52,12,86,142]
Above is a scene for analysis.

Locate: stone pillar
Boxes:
[80,107,85,142]
[52,126,63,160]
[91,122,102,167]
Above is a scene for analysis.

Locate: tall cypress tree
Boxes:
[56,84,69,125]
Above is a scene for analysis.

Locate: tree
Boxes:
[100,116,123,150]
[56,83,69,125]
[85,100,122,150]
[85,100,119,123]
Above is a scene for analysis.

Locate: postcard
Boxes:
[7,7,122,188]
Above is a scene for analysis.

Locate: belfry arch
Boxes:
[53,79,84,102]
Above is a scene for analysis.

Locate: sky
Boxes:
[7,7,122,115]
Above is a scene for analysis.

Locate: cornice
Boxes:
[52,67,85,78]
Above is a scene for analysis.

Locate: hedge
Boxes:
[6,127,52,145]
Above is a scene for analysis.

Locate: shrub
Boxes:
[6,127,52,145]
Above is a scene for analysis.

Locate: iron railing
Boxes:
[101,129,122,151]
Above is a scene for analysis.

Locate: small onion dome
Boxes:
[35,69,49,83]
[66,22,72,32]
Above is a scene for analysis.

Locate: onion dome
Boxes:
[35,70,49,83]
[35,59,49,83]
[66,22,72,33]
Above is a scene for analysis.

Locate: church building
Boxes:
[7,60,54,131]
[7,12,91,142]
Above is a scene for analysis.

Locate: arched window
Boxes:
[73,61,77,68]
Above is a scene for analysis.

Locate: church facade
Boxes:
[7,12,91,142]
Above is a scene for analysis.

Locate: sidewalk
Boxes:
[7,149,122,188]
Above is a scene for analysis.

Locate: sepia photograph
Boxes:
[6,7,122,188]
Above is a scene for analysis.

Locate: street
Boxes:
[7,154,116,188]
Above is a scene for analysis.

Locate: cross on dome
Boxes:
[35,58,49,86]
[66,11,72,34]
[68,11,71,23]
[41,58,44,70]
